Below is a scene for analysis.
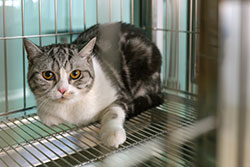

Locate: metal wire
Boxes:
[109,0,112,22]
[54,0,58,43]
[84,0,86,30]
[70,0,73,43]
[0,94,196,167]
[120,0,123,21]
[96,0,99,24]
[21,0,26,109]
[38,0,42,45]
[130,0,134,24]
[0,0,200,166]
[2,0,8,113]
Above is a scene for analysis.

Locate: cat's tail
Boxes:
[126,93,164,119]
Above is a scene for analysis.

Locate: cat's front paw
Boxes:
[100,125,126,148]
[38,113,63,126]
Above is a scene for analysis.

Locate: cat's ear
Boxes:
[79,37,96,59]
[23,38,42,61]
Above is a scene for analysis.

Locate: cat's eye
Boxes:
[42,71,55,80]
[70,70,81,80]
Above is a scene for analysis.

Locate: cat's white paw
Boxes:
[100,125,126,148]
[38,113,63,126]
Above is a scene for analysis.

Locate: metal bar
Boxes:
[242,4,250,166]
[107,133,154,167]
[0,32,81,40]
[188,0,193,92]
[176,0,180,89]
[0,146,22,167]
[39,0,42,45]
[165,0,168,88]
[9,120,62,167]
[164,87,198,96]
[21,0,26,110]
[2,0,8,113]
[84,0,86,30]
[162,103,197,119]
[165,101,196,113]
[54,124,105,158]
[23,116,88,164]
[117,129,166,167]
[156,137,194,165]
[15,118,74,167]
[70,0,72,43]
[54,0,58,43]
[151,0,156,43]
[141,27,199,33]
[62,123,112,153]
[0,28,199,40]
[193,0,199,93]
[140,111,194,137]
[81,126,112,152]
[151,107,196,129]
[30,116,95,161]
[130,0,134,24]
[96,0,99,24]
[120,0,123,21]
[2,121,58,167]
[130,113,195,157]
[0,124,46,167]
[109,0,112,22]
[0,156,11,167]
[0,106,35,117]
[161,104,196,120]
[0,137,30,167]
[157,104,195,120]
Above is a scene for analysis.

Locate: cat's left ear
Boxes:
[79,37,96,60]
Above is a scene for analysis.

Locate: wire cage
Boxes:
[0,0,238,166]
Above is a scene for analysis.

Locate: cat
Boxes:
[23,22,163,148]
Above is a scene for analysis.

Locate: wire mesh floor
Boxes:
[0,91,197,167]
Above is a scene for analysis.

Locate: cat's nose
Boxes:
[58,88,67,95]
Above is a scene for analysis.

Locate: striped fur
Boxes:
[24,22,163,147]
[73,23,163,118]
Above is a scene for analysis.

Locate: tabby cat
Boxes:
[24,22,163,148]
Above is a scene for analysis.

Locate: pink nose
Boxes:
[58,88,67,94]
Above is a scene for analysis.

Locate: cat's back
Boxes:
[74,22,163,117]
[74,22,161,74]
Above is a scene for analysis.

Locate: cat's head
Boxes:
[23,38,96,103]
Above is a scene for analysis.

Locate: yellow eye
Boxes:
[42,71,55,80]
[70,70,81,80]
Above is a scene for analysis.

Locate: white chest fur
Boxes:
[37,58,118,126]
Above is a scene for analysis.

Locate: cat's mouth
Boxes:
[57,96,69,103]
[57,94,71,103]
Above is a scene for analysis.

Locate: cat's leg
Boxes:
[100,105,126,148]
[126,93,164,119]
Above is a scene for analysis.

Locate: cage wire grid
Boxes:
[0,0,199,167]
[0,92,197,167]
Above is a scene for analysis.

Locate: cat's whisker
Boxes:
[37,98,50,111]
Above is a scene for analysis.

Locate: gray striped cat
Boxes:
[24,22,163,148]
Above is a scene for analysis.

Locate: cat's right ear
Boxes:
[23,38,42,61]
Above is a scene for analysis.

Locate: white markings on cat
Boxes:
[39,56,126,147]
[57,68,69,94]
[100,105,126,148]
[37,57,122,133]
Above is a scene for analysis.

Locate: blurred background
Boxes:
[0,0,249,167]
